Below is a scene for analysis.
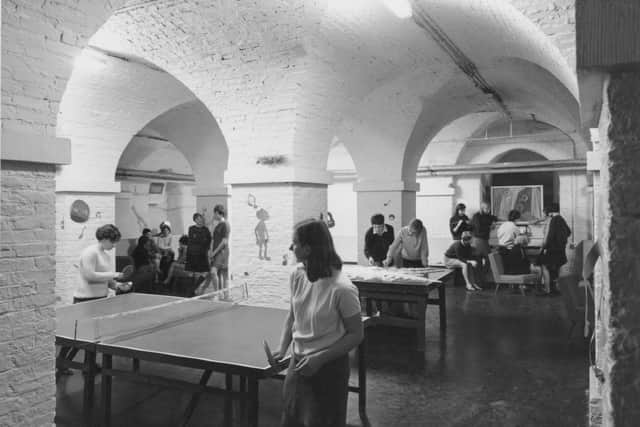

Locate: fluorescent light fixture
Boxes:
[382,0,412,18]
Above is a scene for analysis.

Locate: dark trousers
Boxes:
[281,353,350,427]
[401,258,424,268]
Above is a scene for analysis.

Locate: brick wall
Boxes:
[1,161,56,426]
[229,184,327,308]
[599,71,640,426]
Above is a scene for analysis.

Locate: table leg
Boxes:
[358,334,367,421]
[82,349,96,427]
[132,358,140,372]
[239,376,247,417]
[438,284,447,334]
[224,373,233,426]
[101,354,113,427]
[180,370,212,427]
[365,298,373,316]
[417,300,427,351]
[248,377,259,427]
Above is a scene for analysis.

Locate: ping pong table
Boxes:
[55,292,368,427]
[344,266,453,351]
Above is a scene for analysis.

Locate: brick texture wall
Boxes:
[599,71,640,427]
[229,184,327,308]
[0,161,57,426]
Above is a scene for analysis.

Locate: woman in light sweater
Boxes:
[73,224,131,303]
[273,219,363,427]
[383,218,429,268]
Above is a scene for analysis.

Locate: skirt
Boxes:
[281,353,350,427]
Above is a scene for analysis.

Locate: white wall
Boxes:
[328,181,358,263]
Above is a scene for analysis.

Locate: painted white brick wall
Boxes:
[1,162,57,427]
[229,184,327,308]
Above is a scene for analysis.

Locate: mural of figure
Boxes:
[255,208,270,260]
[319,211,335,228]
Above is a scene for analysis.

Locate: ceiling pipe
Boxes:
[408,1,512,118]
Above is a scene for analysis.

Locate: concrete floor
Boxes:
[55,285,589,427]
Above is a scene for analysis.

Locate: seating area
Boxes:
[488,252,541,295]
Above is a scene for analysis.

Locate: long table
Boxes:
[345,266,453,351]
[56,293,369,427]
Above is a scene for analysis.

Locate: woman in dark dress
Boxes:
[537,203,571,295]
[449,203,472,241]
[185,212,211,273]
[130,235,157,294]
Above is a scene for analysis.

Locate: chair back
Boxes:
[488,252,504,280]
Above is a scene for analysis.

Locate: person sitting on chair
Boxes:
[130,235,157,294]
[443,231,481,291]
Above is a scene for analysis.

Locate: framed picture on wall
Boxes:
[491,185,544,222]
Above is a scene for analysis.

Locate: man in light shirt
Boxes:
[383,218,429,268]
[497,209,522,249]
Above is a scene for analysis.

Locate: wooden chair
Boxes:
[488,252,540,295]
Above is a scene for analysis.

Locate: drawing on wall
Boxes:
[130,205,148,232]
[247,193,272,261]
[255,208,270,260]
[70,199,90,223]
[319,211,335,228]
[491,185,544,221]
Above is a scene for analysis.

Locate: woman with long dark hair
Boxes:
[273,219,363,427]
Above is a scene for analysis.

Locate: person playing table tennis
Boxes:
[74,224,131,303]
[272,218,363,427]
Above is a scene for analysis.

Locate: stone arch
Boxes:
[403,56,581,181]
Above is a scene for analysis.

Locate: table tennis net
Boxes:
[67,283,250,343]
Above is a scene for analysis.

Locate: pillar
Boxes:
[225,168,330,307]
[558,171,592,244]
[354,179,419,265]
[416,176,455,264]
[595,71,640,427]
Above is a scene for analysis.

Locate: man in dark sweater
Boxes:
[364,213,395,266]
[443,231,481,291]
[471,201,498,285]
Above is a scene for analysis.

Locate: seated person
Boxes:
[163,234,189,287]
[129,235,158,294]
[383,218,429,268]
[155,221,175,280]
[443,231,481,291]
[364,213,395,266]
[502,235,540,274]
[496,209,522,251]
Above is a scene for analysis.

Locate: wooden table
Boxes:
[345,266,453,351]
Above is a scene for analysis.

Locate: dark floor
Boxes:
[55,285,589,427]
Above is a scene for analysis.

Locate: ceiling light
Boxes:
[382,0,412,18]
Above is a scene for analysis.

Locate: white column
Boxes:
[354,179,419,265]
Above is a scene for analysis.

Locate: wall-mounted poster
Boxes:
[491,185,544,222]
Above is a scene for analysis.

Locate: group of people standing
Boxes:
[183,204,231,294]
[363,200,572,296]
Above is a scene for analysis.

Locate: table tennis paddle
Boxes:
[116,265,134,282]
[264,340,277,366]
